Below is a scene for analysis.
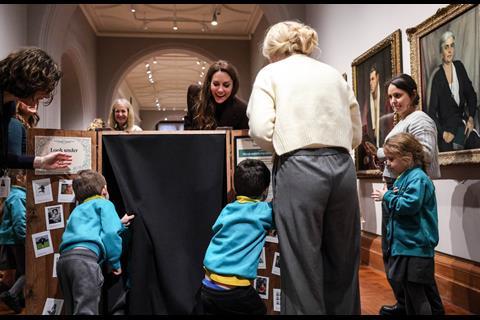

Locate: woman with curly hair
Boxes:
[0,47,71,170]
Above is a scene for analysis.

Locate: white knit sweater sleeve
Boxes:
[246,68,276,153]
[347,82,362,150]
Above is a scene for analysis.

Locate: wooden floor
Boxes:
[0,264,473,315]
[359,264,472,315]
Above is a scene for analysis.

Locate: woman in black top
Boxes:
[184,60,249,130]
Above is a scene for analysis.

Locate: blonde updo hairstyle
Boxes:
[262,21,318,61]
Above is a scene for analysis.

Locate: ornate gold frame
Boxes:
[407,4,480,165]
[352,29,402,178]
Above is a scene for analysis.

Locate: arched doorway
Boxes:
[109,48,214,130]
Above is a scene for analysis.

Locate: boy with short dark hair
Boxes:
[196,159,273,315]
[57,169,134,315]
[0,169,27,314]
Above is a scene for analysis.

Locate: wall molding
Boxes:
[361,231,480,314]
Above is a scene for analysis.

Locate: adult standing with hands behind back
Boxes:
[247,20,362,315]
[0,47,72,170]
[183,60,249,130]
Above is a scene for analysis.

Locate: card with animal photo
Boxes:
[32,178,53,204]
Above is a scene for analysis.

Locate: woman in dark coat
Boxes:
[427,30,478,152]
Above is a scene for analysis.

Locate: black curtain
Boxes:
[101,133,226,314]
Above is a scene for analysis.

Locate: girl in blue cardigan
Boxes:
[371,132,442,315]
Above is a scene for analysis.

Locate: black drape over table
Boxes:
[101,133,227,314]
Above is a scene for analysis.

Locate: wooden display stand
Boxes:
[25,129,97,315]
[24,128,283,315]
[24,128,282,315]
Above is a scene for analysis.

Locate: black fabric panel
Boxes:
[102,134,226,314]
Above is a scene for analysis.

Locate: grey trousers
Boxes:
[57,248,104,315]
[273,148,361,315]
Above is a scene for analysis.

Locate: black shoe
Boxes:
[379,303,406,316]
[0,291,22,314]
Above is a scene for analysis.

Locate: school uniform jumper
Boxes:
[200,197,273,315]
[383,166,441,315]
[0,186,27,301]
[57,196,125,315]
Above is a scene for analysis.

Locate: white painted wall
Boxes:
[305,4,444,78]
[0,4,27,59]
[306,4,480,263]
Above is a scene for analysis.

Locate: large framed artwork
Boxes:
[352,29,402,177]
[408,4,480,165]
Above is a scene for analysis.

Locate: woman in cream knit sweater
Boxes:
[247,20,362,315]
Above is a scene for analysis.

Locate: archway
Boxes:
[106,47,215,130]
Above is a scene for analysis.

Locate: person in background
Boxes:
[0,47,72,170]
[247,20,362,315]
[364,73,444,316]
[57,169,135,315]
[183,60,249,130]
[0,169,27,314]
[427,30,478,152]
[8,101,40,159]
[107,98,143,132]
[194,159,273,315]
[372,132,442,315]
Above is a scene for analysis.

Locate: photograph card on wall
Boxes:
[32,231,54,258]
[254,275,269,300]
[258,246,266,270]
[44,204,64,230]
[32,178,53,204]
[42,298,63,315]
[58,179,75,203]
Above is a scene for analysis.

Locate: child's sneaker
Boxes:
[0,291,22,314]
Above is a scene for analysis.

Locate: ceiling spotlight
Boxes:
[211,7,218,26]
[173,21,178,31]
[130,5,136,13]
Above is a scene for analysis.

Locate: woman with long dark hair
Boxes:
[184,60,248,130]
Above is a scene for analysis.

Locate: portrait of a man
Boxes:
[352,30,402,172]
[362,64,394,149]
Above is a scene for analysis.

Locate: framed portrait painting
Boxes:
[352,29,402,177]
[408,4,480,165]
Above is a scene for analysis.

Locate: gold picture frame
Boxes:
[352,29,402,178]
[407,4,480,165]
